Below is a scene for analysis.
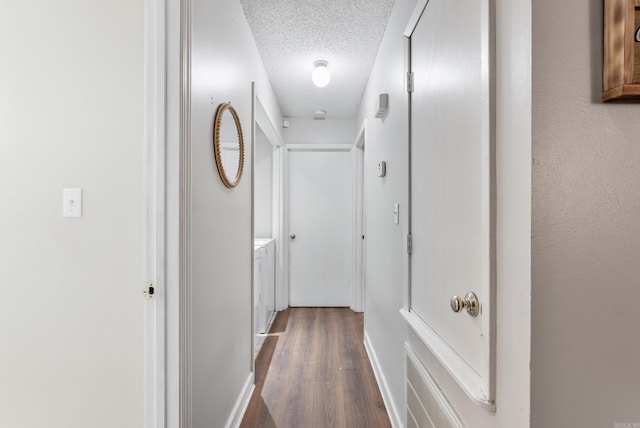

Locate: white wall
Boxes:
[355,0,415,425]
[254,126,273,238]
[357,0,532,426]
[284,117,356,144]
[531,0,640,426]
[188,0,282,426]
[0,1,145,427]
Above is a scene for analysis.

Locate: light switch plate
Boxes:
[378,161,386,177]
[394,202,399,224]
[375,93,389,118]
[63,188,82,218]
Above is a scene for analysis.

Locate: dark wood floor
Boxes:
[241,307,392,428]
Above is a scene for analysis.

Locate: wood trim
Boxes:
[634,6,640,82]
[624,0,635,83]
[604,0,626,90]
[603,83,640,100]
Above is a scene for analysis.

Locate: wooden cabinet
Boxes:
[603,0,640,101]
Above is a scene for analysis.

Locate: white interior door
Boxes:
[408,0,494,405]
[288,148,352,306]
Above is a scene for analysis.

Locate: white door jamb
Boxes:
[352,121,366,312]
[144,0,187,426]
[143,0,167,426]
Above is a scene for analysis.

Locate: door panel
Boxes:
[288,149,352,306]
[410,0,492,379]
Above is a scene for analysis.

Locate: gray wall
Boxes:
[0,1,144,426]
[188,0,282,425]
[532,0,640,426]
[355,0,415,424]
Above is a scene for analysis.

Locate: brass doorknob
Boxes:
[450,292,480,317]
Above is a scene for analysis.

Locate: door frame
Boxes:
[283,144,357,309]
[143,0,168,426]
[252,93,286,311]
[144,0,185,426]
[352,121,367,313]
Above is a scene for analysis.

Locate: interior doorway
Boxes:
[252,90,285,361]
[287,147,353,306]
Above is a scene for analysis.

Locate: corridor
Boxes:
[241,308,391,427]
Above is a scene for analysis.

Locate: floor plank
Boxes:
[240,307,392,428]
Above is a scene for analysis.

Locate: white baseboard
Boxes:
[225,372,255,428]
[364,331,403,428]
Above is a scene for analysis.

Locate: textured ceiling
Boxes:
[241,0,396,119]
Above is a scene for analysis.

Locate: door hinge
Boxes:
[407,233,413,254]
[143,282,155,300]
[407,72,414,93]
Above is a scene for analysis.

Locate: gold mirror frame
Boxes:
[213,102,245,188]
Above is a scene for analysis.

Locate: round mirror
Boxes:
[213,103,245,188]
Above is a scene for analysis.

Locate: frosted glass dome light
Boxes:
[312,60,330,88]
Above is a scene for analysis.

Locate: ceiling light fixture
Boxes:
[312,60,330,88]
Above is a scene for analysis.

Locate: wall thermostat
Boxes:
[378,161,387,177]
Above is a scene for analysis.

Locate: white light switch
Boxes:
[63,188,82,218]
[378,161,386,177]
[393,202,399,224]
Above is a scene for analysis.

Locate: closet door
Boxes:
[407,0,495,408]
